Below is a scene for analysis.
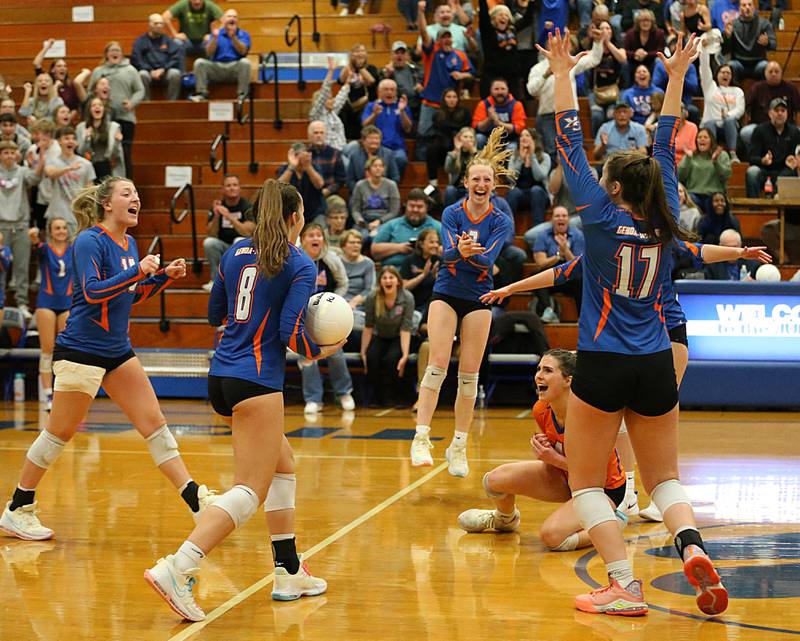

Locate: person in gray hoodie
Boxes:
[0,139,45,317]
[89,42,145,179]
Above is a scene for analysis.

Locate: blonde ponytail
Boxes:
[72,176,127,233]
[466,126,516,185]
[251,179,299,279]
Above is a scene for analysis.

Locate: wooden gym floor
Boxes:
[2,400,800,641]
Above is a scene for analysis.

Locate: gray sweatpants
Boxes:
[0,222,31,307]
[193,58,252,97]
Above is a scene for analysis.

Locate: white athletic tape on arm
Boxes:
[457,371,479,399]
[421,365,447,392]
[264,473,296,512]
[572,487,618,531]
[39,352,53,375]
[650,478,691,516]
[145,424,180,466]
[52,360,105,397]
[214,484,260,528]
[26,430,66,469]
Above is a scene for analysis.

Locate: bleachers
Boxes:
[2,0,798,355]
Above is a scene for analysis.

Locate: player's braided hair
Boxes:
[465,126,516,186]
[252,179,299,279]
[72,176,128,233]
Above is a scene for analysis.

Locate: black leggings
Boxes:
[425,136,452,181]
[118,119,135,180]
[366,335,404,404]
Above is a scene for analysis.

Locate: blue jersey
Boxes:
[208,241,321,390]
[434,197,513,302]
[555,110,682,355]
[0,246,11,308]
[35,242,73,311]
[57,225,173,357]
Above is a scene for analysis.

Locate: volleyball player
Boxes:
[29,218,73,411]
[535,30,728,616]
[0,177,215,541]
[458,350,628,551]
[145,180,341,622]
[410,127,514,478]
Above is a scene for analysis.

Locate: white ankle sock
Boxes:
[495,507,516,520]
[625,472,636,493]
[175,540,205,573]
[452,431,468,447]
[415,424,430,436]
[606,559,634,587]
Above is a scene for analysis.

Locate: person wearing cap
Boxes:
[361,79,414,178]
[745,97,800,197]
[721,0,776,81]
[592,101,649,162]
[380,41,423,118]
[739,61,800,152]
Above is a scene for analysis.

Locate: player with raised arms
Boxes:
[410,126,514,478]
[533,29,728,616]
[145,180,342,622]
[0,177,214,541]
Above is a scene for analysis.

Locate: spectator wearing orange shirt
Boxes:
[471,78,526,150]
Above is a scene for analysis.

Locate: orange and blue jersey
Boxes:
[208,240,321,390]
[420,41,473,106]
[35,242,73,311]
[56,225,173,357]
[0,246,11,307]
[435,196,513,301]
[555,109,682,355]
[533,400,625,490]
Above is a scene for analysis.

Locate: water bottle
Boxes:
[477,384,486,409]
[739,264,749,281]
[779,17,785,31]
[764,176,774,199]
[13,373,25,403]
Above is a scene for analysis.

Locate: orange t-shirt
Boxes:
[532,400,625,490]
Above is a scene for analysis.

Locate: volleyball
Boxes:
[305,292,354,345]
[755,264,782,282]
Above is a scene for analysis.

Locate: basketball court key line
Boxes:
[166,461,449,641]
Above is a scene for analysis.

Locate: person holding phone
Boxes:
[400,228,442,314]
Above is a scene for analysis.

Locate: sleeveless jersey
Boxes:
[35,242,73,310]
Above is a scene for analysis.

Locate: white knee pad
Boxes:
[27,430,66,469]
[264,473,296,512]
[650,479,691,516]
[483,472,507,500]
[572,487,618,532]
[457,371,479,399]
[213,484,260,528]
[39,352,53,375]
[549,532,580,552]
[420,365,446,392]
[145,425,180,466]
[52,360,105,397]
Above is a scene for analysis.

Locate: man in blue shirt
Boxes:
[190,9,251,101]
[362,79,414,178]
[592,102,649,161]
[371,189,442,267]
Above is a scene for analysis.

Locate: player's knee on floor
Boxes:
[26,430,67,469]
[145,424,180,466]
[483,471,507,500]
[572,487,618,531]
[214,484,260,528]
[264,473,296,512]
[39,352,53,375]
[457,371,479,399]
[650,479,691,515]
[543,529,580,552]
[421,365,446,392]
[52,360,105,397]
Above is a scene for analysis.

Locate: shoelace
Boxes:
[18,507,43,528]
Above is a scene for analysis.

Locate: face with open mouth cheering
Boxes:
[534,354,572,404]
[465,163,495,210]
[102,179,141,228]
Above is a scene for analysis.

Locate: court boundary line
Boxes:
[166,461,449,641]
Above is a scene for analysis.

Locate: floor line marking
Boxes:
[374,408,394,417]
[515,409,531,419]
[166,461,449,641]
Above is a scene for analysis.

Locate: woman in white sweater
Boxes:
[698,44,744,162]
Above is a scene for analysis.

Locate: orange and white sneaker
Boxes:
[683,545,728,615]
[575,578,648,616]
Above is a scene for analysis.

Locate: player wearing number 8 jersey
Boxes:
[146,180,338,622]
[537,30,728,617]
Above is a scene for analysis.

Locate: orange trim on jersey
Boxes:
[91,301,110,332]
[562,258,579,279]
[47,242,68,257]
[87,270,143,295]
[575,204,590,212]
[594,288,612,341]
[289,311,303,354]
[557,146,579,176]
[66,280,73,296]
[97,224,130,250]
[44,268,53,295]
[461,199,494,225]
[252,309,271,375]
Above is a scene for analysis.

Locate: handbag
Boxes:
[594,80,620,106]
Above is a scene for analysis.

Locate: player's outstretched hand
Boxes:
[535,28,587,78]
[742,246,772,264]
[313,340,347,361]
[480,285,511,305]
[656,32,700,79]
[139,254,160,276]
[165,258,187,279]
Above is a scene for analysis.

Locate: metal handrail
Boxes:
[311,0,320,44]
[145,235,170,333]
[259,51,283,130]
[284,14,306,91]
[210,130,228,173]
[169,183,202,274]
[236,88,258,173]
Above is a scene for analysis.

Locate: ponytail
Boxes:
[72,176,127,233]
[466,126,516,186]
[251,179,300,279]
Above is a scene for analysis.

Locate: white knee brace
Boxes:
[457,371,479,399]
[483,472,507,500]
[214,484,260,528]
[39,352,53,375]
[549,532,580,552]
[26,430,66,469]
[145,425,180,466]
[421,365,446,392]
[650,479,691,515]
[264,473,296,512]
[572,487,618,532]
